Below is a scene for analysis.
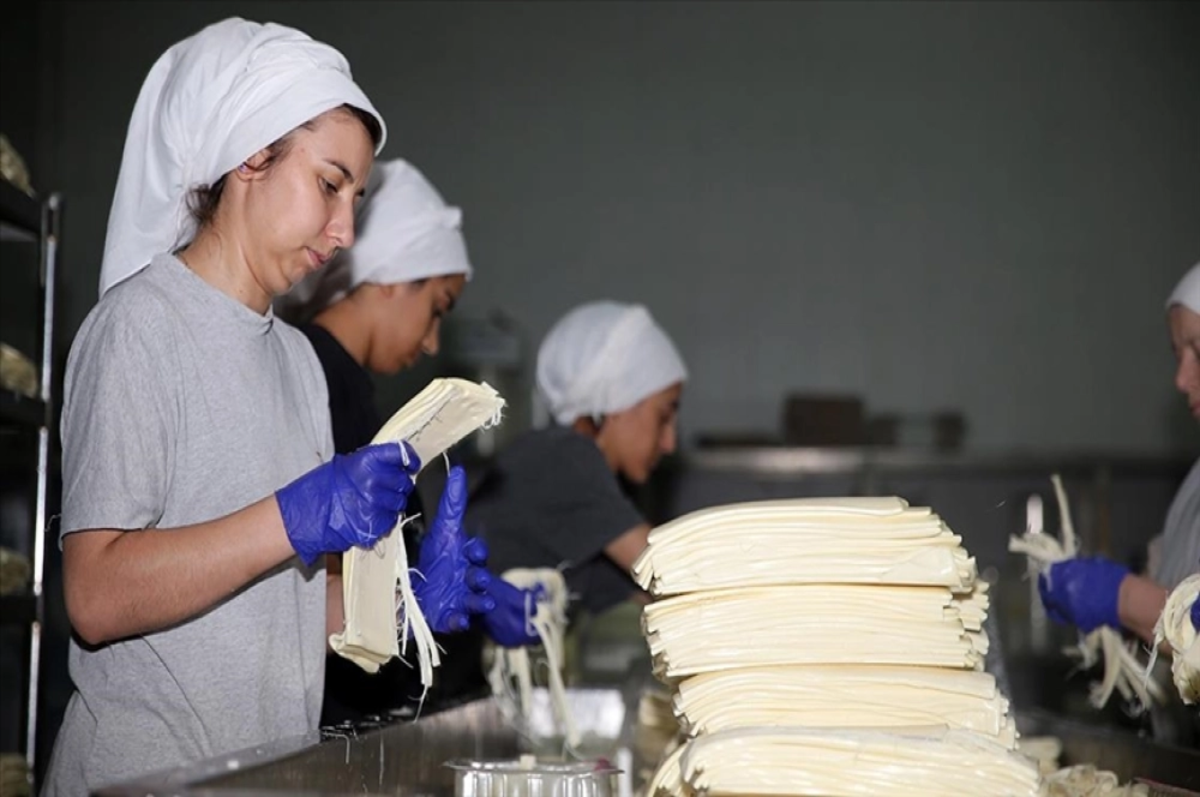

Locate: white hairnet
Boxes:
[282,158,472,317]
[98,17,386,298]
[536,301,688,427]
[1167,262,1200,314]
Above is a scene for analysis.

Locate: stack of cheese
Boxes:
[631,496,1040,797]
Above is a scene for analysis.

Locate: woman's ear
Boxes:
[571,415,604,438]
[233,149,272,181]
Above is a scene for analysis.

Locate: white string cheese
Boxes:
[1008,474,1164,709]
[679,726,1039,797]
[634,496,1042,796]
[675,664,1016,747]
[331,378,505,691]
[485,568,579,747]
[1150,573,1200,704]
[643,583,989,678]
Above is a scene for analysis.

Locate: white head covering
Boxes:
[535,301,688,427]
[1167,262,1200,314]
[281,158,472,318]
[98,17,387,298]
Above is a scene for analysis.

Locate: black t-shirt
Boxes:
[467,426,646,617]
[299,323,484,723]
[299,322,380,453]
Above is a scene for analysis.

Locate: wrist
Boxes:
[1117,573,1169,644]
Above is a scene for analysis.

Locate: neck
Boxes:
[313,299,372,367]
[178,229,271,314]
[572,418,620,473]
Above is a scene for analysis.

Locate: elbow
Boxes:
[62,531,128,646]
[64,564,123,646]
[65,582,111,646]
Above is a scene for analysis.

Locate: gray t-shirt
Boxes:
[466,427,644,616]
[1154,457,1200,591]
[44,255,334,795]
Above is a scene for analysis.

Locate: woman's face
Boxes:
[237,108,376,299]
[597,383,683,484]
[1169,305,1200,420]
[367,273,467,375]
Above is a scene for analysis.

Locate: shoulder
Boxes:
[275,318,321,364]
[295,322,334,361]
[68,260,183,371]
[276,321,329,398]
[503,427,606,471]
[522,426,601,456]
[274,319,333,455]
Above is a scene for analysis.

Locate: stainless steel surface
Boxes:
[97,686,1200,796]
[1016,707,1200,790]
[98,689,637,797]
[99,699,522,797]
[686,446,1194,477]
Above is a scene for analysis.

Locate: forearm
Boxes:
[326,570,345,642]
[1117,573,1169,646]
[64,496,296,645]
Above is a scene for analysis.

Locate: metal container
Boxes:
[447,757,620,797]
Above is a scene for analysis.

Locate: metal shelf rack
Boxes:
[0,176,62,783]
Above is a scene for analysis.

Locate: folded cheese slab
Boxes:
[634,498,976,595]
[331,378,505,688]
[675,664,1016,748]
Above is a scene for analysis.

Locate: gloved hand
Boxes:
[481,576,547,647]
[412,466,495,633]
[1037,556,1130,633]
[1191,596,1199,631]
[277,442,419,567]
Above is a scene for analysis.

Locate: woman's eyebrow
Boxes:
[324,159,354,182]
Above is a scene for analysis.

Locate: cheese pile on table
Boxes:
[632,496,1040,797]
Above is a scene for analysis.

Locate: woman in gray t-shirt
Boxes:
[44,19,489,796]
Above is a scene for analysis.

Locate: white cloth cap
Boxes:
[283,158,472,316]
[1167,262,1200,314]
[98,17,386,298]
[536,301,687,427]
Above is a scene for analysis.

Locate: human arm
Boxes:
[65,498,295,646]
[1038,556,1169,646]
[1117,573,1170,645]
[605,523,653,604]
[66,442,417,646]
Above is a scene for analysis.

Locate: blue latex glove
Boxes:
[1037,556,1129,633]
[277,442,419,567]
[412,466,495,633]
[481,577,547,647]
[1191,596,1199,631]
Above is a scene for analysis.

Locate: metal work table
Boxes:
[91,449,1198,796]
[94,690,1200,796]
[96,698,523,797]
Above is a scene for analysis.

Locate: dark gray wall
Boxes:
[31,0,1200,453]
